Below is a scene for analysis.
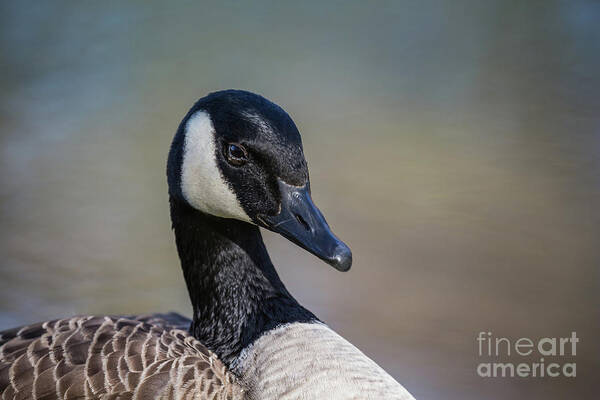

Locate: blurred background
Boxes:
[1,1,599,399]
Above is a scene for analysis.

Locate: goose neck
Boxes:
[169,198,316,366]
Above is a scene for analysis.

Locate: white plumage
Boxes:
[233,322,415,400]
[181,111,252,222]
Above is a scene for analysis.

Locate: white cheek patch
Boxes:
[180,111,252,223]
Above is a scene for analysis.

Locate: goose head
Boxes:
[167,90,352,271]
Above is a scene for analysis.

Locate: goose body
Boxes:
[0,90,416,399]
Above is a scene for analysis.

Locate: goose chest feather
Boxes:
[0,90,416,399]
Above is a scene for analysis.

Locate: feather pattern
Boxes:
[0,314,246,400]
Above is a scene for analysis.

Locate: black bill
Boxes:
[257,179,352,272]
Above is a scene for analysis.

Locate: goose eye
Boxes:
[225,143,248,166]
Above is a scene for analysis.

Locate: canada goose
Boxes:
[0,90,416,399]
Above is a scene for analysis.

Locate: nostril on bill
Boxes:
[295,213,311,232]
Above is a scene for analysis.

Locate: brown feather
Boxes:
[0,315,246,399]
